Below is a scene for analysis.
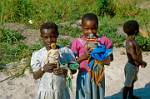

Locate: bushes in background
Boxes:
[0,0,150,67]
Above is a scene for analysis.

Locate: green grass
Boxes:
[0,29,31,66]
[0,29,25,44]
[0,0,149,29]
[136,35,150,51]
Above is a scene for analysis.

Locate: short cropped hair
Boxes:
[40,22,59,36]
[123,20,139,36]
[82,13,98,27]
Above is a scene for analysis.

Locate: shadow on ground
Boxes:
[106,82,150,99]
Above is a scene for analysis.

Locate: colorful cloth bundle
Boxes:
[88,35,113,85]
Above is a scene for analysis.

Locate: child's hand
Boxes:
[76,48,91,63]
[53,68,67,76]
[84,46,93,59]
[141,61,147,68]
[82,51,90,60]
[43,63,57,72]
[103,59,111,65]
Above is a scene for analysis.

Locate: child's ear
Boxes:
[134,29,139,35]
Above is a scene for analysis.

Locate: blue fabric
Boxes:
[90,44,112,61]
[88,44,112,70]
[88,59,95,69]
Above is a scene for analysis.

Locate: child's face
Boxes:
[41,29,58,50]
[82,20,98,37]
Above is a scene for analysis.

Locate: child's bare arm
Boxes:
[53,68,67,76]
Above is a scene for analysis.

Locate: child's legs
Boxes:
[123,63,139,98]
[128,82,134,97]
[128,80,138,97]
[123,87,130,99]
[123,80,136,99]
[128,82,140,99]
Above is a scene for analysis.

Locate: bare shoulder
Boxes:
[126,39,142,56]
[126,40,136,49]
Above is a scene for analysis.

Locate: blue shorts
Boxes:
[124,62,139,87]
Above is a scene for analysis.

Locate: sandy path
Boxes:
[0,48,150,99]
